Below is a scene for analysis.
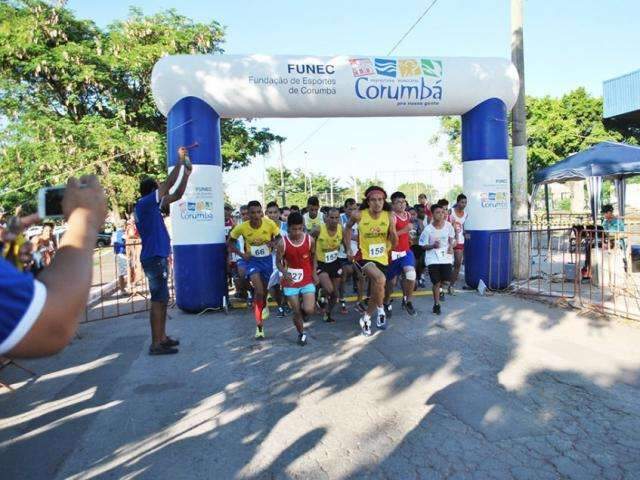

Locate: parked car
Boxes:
[96,231,112,248]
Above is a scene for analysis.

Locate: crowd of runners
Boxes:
[225,187,469,346]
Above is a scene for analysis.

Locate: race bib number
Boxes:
[250,244,270,257]
[368,243,386,258]
[435,248,448,259]
[288,268,304,283]
[324,250,338,263]
[391,250,407,261]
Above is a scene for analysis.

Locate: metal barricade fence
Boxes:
[488,227,640,321]
[83,240,175,322]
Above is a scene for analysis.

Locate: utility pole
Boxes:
[511,0,529,280]
[304,151,309,197]
[330,178,334,205]
[279,141,286,206]
[261,155,266,207]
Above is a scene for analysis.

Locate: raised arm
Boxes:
[157,147,187,199]
[160,148,193,209]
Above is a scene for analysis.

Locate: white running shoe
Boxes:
[359,316,372,336]
[376,313,387,330]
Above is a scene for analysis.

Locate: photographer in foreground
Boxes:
[0,175,107,358]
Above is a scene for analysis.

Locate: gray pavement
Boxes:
[1,291,640,479]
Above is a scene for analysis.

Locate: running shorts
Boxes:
[428,263,452,284]
[316,260,343,279]
[356,259,387,275]
[386,250,416,280]
[283,283,316,297]
[245,256,274,284]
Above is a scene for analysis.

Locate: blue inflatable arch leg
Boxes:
[461,98,511,289]
[167,96,227,311]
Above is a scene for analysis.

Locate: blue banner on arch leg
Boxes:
[173,244,227,312]
[464,230,511,290]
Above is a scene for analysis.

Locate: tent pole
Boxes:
[544,184,551,241]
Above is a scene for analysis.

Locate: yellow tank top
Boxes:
[359,209,391,265]
[315,224,342,263]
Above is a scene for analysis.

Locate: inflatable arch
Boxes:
[151,54,519,311]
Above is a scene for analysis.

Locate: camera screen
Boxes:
[45,187,65,217]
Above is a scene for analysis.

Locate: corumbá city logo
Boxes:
[350,57,443,105]
[178,200,214,221]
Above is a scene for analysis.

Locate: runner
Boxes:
[410,205,426,288]
[383,192,417,317]
[419,203,456,315]
[264,201,287,317]
[224,204,235,289]
[312,207,343,323]
[303,196,324,233]
[227,201,281,339]
[418,193,432,223]
[345,186,397,336]
[448,193,468,293]
[338,198,359,313]
[280,206,291,235]
[233,204,251,304]
[436,198,452,300]
[276,212,316,346]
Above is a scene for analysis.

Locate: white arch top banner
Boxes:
[151,54,519,119]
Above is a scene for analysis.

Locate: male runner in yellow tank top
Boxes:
[311,207,343,323]
[344,186,397,336]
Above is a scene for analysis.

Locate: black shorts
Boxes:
[316,261,343,279]
[337,257,351,268]
[356,259,387,275]
[428,263,452,284]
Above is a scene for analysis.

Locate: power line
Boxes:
[284,0,440,158]
[386,0,439,56]
[0,150,133,198]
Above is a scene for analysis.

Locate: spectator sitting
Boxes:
[602,204,627,271]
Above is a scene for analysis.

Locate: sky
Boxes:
[67,0,640,204]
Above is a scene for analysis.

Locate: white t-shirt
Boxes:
[419,222,455,266]
[449,209,468,245]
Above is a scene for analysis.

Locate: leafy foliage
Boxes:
[396,182,436,204]
[433,88,640,190]
[0,1,282,214]
[261,167,347,208]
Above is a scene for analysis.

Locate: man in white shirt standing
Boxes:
[419,203,456,315]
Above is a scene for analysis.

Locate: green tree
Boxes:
[431,116,461,173]
[396,182,436,204]
[343,176,384,203]
[444,185,463,204]
[261,167,346,207]
[527,88,638,187]
[432,88,640,190]
[0,1,282,215]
